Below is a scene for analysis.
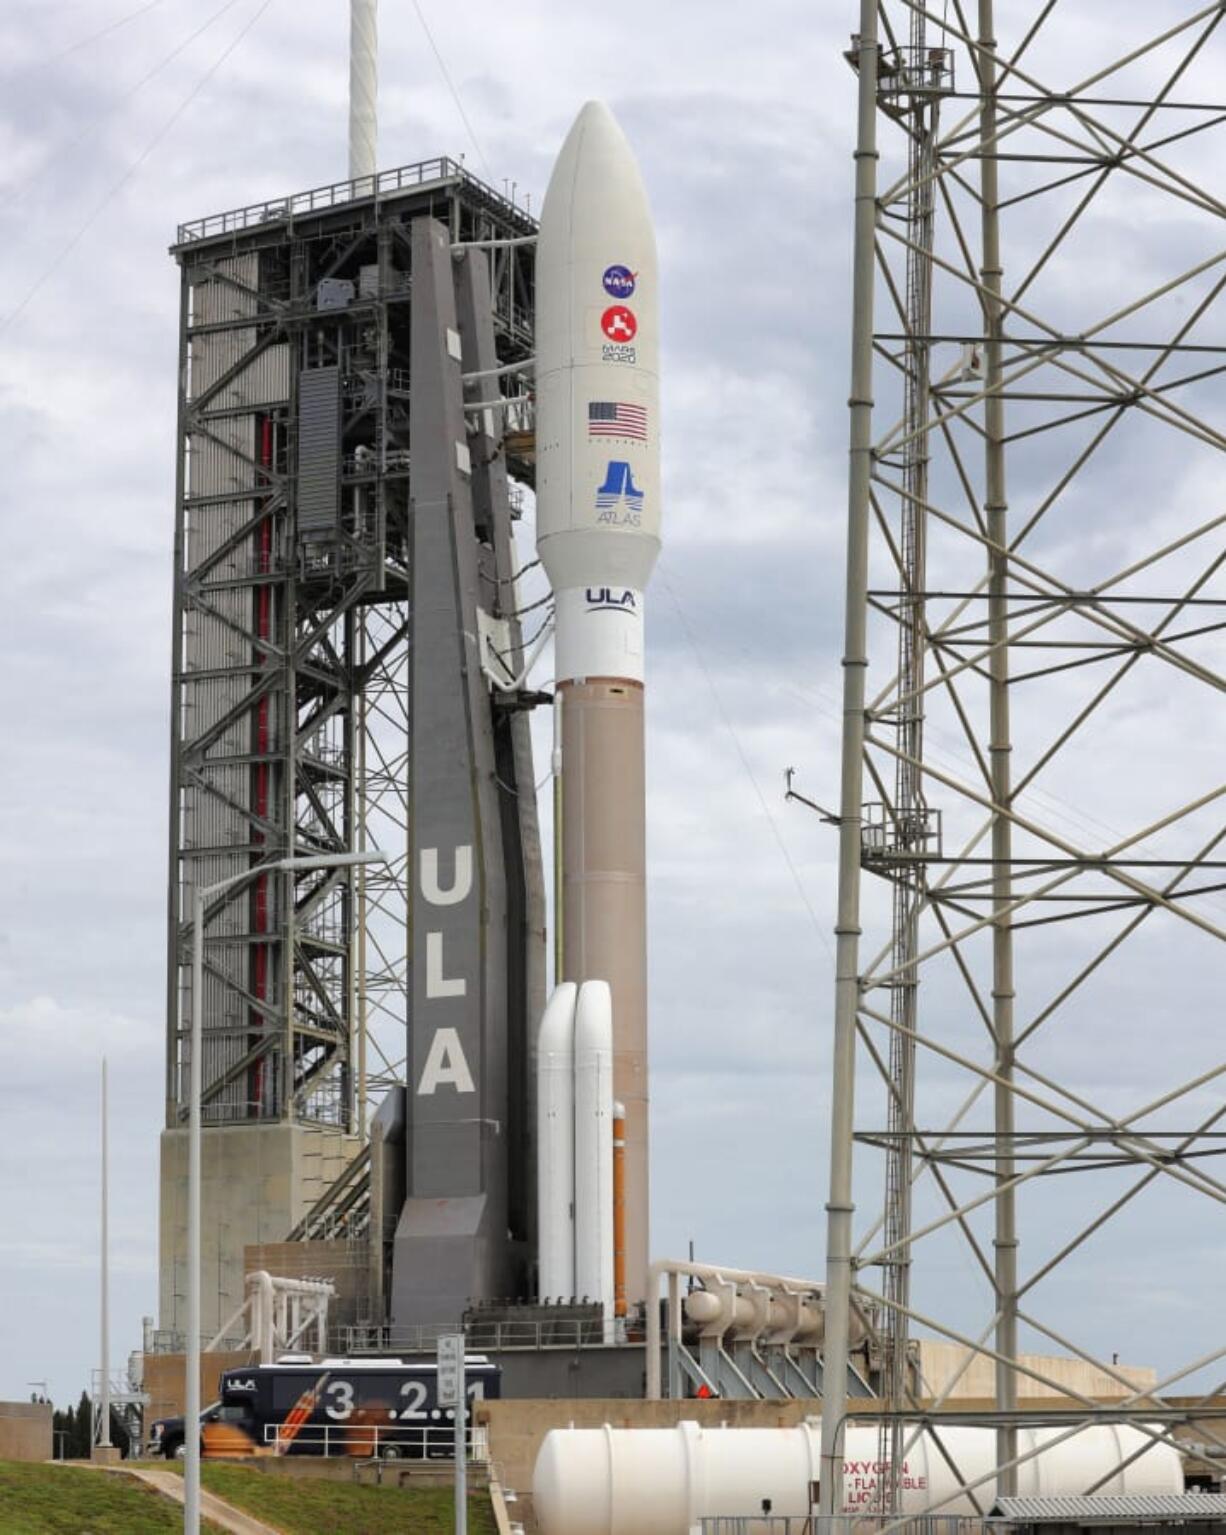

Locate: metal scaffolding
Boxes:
[165,158,535,1135]
[161,159,537,1333]
[820,2,1226,1515]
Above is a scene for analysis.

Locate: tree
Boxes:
[73,1390,93,1457]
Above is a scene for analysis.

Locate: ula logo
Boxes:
[586,588,637,612]
[228,1379,257,1392]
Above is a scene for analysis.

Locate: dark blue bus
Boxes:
[150,1355,500,1459]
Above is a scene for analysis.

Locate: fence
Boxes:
[337,1315,611,1354]
[700,1520,996,1535]
[175,157,529,244]
[263,1419,487,1462]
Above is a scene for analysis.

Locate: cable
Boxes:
[480,556,541,589]
[408,0,492,179]
[0,0,277,337]
[3,0,249,212]
[17,0,172,73]
[657,567,836,962]
[503,590,554,620]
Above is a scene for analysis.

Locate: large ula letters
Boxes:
[417,846,476,1096]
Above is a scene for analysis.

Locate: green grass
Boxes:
[199,1464,496,1535]
[0,1461,225,1534]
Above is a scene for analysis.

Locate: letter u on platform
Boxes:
[421,845,473,906]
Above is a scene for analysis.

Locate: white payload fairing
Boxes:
[535,102,660,1314]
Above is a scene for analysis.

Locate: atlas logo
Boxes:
[595,460,645,516]
[602,264,637,298]
[586,588,638,612]
[601,305,637,342]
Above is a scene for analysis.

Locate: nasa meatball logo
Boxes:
[601,305,638,343]
[602,264,637,299]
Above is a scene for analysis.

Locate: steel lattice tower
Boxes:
[159,162,537,1341]
[820,1,1226,1516]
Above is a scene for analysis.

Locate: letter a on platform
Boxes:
[417,1027,476,1095]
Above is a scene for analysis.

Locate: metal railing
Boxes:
[176,157,530,244]
[264,1419,487,1461]
[701,1521,995,1535]
[336,1315,614,1354]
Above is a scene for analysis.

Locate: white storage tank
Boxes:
[532,1419,1183,1535]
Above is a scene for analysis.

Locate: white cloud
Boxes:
[0,0,1222,1412]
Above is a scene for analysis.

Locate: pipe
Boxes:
[348,0,378,184]
[820,2,882,1513]
[978,0,1019,1493]
[645,1258,860,1400]
[613,1101,627,1319]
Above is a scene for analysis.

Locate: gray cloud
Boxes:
[1,0,1222,1416]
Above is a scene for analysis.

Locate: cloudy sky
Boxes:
[1,0,1223,1419]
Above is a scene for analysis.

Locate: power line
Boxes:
[3,0,249,214]
[16,0,173,74]
[408,0,492,179]
[657,566,835,962]
[0,0,277,337]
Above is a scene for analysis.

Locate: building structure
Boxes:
[159,159,542,1343]
[817,1,1226,1515]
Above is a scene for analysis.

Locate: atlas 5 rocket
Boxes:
[535,102,659,1314]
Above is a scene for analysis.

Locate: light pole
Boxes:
[184,848,387,1533]
[99,1058,111,1452]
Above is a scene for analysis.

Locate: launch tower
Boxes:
[159,160,543,1341]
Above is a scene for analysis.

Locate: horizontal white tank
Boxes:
[533,1419,1183,1535]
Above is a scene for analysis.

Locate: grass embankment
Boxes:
[0,1461,225,1534]
[200,1464,497,1534]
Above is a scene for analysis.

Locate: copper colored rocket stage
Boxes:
[535,101,660,1310]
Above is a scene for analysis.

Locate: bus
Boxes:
[148,1355,500,1460]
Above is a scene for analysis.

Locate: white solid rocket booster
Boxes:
[535,101,660,1307]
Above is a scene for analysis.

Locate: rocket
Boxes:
[534,101,659,1314]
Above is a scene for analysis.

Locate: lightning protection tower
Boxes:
[819,1,1226,1515]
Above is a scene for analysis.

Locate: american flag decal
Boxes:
[588,401,648,441]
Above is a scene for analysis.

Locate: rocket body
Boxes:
[536,102,659,1307]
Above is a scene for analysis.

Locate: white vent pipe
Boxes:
[348,0,378,184]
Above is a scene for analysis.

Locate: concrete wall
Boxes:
[490,1343,647,1399]
[0,1402,52,1462]
[917,1341,1156,1402]
[158,1122,359,1344]
[143,1350,258,1429]
[244,1239,375,1335]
